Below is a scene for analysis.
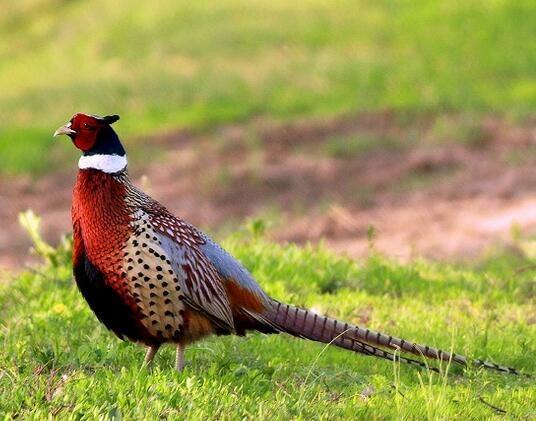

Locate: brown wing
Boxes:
[148,211,235,332]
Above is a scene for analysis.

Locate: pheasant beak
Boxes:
[53,122,76,137]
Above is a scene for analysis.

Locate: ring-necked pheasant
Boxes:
[54,112,522,375]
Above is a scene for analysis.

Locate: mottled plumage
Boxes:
[57,113,523,375]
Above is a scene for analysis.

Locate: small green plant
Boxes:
[246,218,268,238]
[509,223,536,260]
[18,209,72,268]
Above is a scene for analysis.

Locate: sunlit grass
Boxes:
[0,228,534,418]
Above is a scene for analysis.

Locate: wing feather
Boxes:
[150,215,235,332]
[199,236,271,307]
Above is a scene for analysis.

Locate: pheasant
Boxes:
[54,112,521,375]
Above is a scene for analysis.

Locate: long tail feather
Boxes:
[265,300,523,375]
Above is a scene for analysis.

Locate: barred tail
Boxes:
[263,300,522,375]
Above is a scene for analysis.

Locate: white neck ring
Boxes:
[78,154,127,173]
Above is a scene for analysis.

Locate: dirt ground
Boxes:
[1,112,535,270]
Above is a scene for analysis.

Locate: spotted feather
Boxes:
[122,210,186,340]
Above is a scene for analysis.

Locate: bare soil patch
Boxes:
[1,113,535,269]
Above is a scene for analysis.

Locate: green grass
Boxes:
[0,231,534,418]
[323,134,406,158]
[1,0,535,173]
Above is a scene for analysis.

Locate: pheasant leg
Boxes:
[143,345,160,368]
[175,344,186,372]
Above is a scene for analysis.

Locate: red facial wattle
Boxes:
[70,114,103,151]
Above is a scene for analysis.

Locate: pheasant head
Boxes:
[54,113,127,173]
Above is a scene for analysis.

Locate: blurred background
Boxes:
[1,0,535,269]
